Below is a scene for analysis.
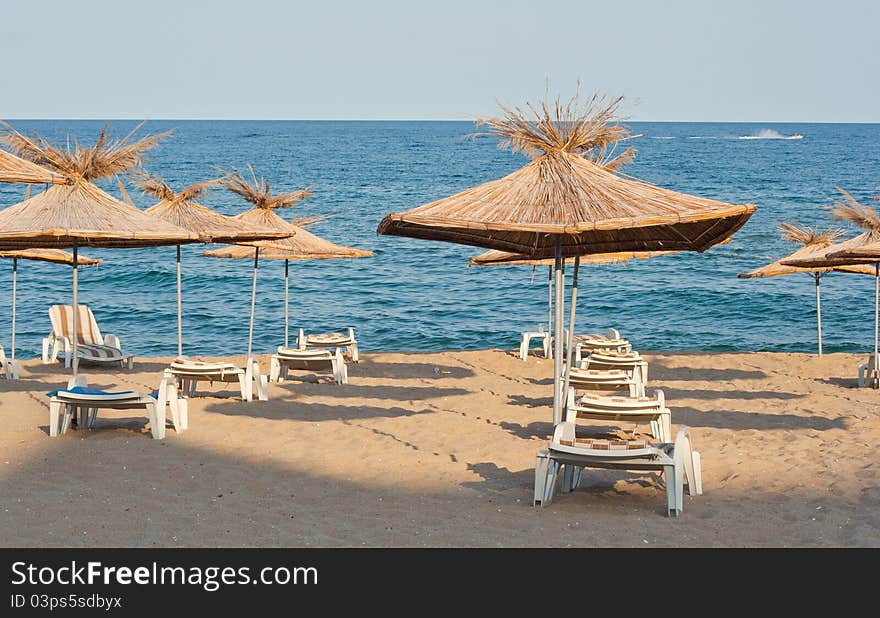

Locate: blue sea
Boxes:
[1,120,879,358]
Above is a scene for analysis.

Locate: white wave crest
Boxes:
[738,129,803,140]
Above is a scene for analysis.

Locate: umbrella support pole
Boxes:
[247,247,259,359]
[547,265,553,358]
[561,256,580,410]
[552,237,565,426]
[11,257,16,362]
[71,243,79,378]
[177,245,183,358]
[815,272,822,356]
[870,262,880,388]
[284,259,289,349]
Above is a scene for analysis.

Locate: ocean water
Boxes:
[1,120,879,358]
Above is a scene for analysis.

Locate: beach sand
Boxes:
[1,349,878,547]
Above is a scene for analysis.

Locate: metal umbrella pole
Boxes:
[551,236,566,426]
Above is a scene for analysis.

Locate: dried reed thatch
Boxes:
[140,173,292,243]
[469,247,678,267]
[0,148,67,185]
[0,121,170,182]
[0,181,199,249]
[203,166,371,259]
[782,189,880,268]
[378,93,756,258]
[0,125,199,250]
[0,248,100,266]
[739,222,875,277]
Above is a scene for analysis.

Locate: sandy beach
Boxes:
[0,348,877,548]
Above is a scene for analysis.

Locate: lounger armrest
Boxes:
[654,389,665,407]
[104,334,121,349]
[552,421,576,445]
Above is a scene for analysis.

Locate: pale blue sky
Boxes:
[1,0,877,121]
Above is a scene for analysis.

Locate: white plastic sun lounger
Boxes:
[296,328,359,363]
[270,347,348,385]
[857,354,879,388]
[534,425,702,517]
[565,388,672,442]
[566,365,646,398]
[1,345,18,380]
[574,328,632,364]
[47,375,183,440]
[42,305,133,369]
[580,349,647,377]
[166,357,269,402]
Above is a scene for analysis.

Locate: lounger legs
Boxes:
[534,450,560,507]
[270,356,281,383]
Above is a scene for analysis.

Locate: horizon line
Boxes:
[2,117,880,124]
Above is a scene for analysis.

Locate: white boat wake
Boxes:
[738,129,803,140]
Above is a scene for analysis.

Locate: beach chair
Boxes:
[296,328,359,362]
[519,324,551,360]
[574,328,632,364]
[580,349,647,377]
[857,353,879,388]
[42,305,133,369]
[270,347,348,385]
[166,357,268,402]
[534,425,702,517]
[566,364,646,398]
[1,345,18,380]
[47,375,183,440]
[565,388,672,442]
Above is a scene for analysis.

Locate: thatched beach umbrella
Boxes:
[738,222,875,355]
[0,146,67,185]
[782,189,880,385]
[0,249,100,371]
[140,174,293,356]
[470,248,678,358]
[204,219,373,348]
[199,165,314,357]
[379,94,756,424]
[0,123,200,376]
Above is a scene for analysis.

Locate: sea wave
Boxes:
[738,129,803,140]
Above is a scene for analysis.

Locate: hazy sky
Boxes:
[2,0,877,121]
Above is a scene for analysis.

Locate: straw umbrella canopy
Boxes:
[139,173,294,356]
[0,250,100,369]
[199,165,315,358]
[781,190,880,384]
[738,222,875,355]
[0,146,67,185]
[0,123,200,376]
[204,216,373,349]
[378,94,756,425]
[470,248,679,356]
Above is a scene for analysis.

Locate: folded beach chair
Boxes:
[534,425,702,517]
[566,364,646,398]
[0,345,18,380]
[166,356,268,402]
[47,375,183,440]
[296,328,359,362]
[42,305,133,369]
[574,328,632,364]
[565,388,672,442]
[270,347,348,385]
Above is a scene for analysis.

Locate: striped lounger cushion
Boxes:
[77,343,124,361]
[559,438,649,450]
